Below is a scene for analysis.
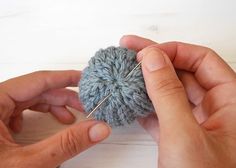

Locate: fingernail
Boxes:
[142,48,166,72]
[89,122,111,142]
[136,53,142,62]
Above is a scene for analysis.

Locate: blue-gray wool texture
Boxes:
[79,46,154,127]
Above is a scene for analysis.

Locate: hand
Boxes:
[0,70,110,168]
[120,35,236,167]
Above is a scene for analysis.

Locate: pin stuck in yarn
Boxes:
[79,46,154,127]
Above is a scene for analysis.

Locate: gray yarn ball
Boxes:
[79,46,154,127]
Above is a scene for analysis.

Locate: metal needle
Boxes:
[86,93,112,118]
[86,61,142,118]
[125,61,142,78]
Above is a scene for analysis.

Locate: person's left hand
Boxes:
[0,70,111,168]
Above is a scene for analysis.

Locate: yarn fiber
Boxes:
[79,46,154,127]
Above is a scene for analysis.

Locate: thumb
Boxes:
[140,46,198,134]
[23,120,111,168]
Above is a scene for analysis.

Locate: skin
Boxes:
[0,70,111,168]
[1,35,236,167]
[120,35,236,167]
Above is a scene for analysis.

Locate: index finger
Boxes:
[120,35,156,51]
[156,42,236,89]
[0,70,81,102]
[120,35,236,90]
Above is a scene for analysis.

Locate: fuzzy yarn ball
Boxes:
[79,46,154,127]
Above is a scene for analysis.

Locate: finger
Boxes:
[138,114,160,142]
[177,71,209,124]
[50,106,75,124]
[140,47,199,133]
[9,114,23,133]
[30,104,75,124]
[202,80,236,116]
[40,88,83,111]
[170,70,209,124]
[155,42,236,89]
[119,35,156,52]
[177,71,206,105]
[120,36,236,89]
[13,88,83,116]
[23,120,111,168]
[192,104,208,124]
[0,70,81,102]
[0,120,15,142]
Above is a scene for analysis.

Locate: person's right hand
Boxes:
[120,35,236,167]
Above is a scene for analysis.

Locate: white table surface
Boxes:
[0,0,236,167]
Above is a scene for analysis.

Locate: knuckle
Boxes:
[152,78,185,98]
[31,71,51,90]
[0,93,15,117]
[188,48,218,72]
[33,70,51,76]
[59,128,83,158]
[143,46,162,56]
[205,47,219,59]
[205,47,216,55]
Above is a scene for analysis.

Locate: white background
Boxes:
[0,0,236,167]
